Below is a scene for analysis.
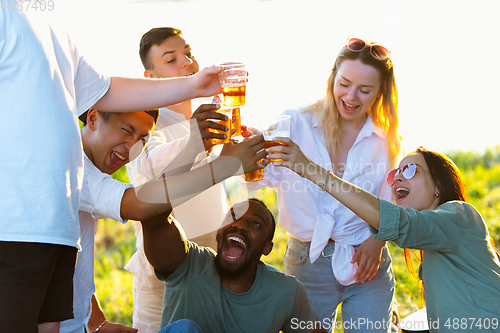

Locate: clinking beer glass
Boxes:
[219,63,247,137]
[243,115,291,181]
[261,115,291,162]
[208,107,233,145]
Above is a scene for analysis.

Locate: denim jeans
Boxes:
[284,237,398,333]
[158,319,203,333]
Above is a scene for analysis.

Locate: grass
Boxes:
[95,147,500,330]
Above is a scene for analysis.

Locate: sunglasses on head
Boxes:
[346,38,391,61]
[387,163,419,187]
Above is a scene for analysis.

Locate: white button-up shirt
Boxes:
[245,107,393,285]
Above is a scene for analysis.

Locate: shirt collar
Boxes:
[361,116,386,140]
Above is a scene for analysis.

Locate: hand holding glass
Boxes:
[207,107,233,145]
[261,115,291,162]
[243,115,291,181]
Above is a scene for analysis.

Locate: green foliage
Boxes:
[94,218,136,325]
[95,150,500,329]
[112,165,130,183]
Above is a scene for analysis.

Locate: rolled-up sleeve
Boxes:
[371,200,472,252]
[370,199,401,241]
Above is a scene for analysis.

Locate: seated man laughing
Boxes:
[141,199,326,333]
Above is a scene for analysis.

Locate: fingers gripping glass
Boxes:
[387,163,419,187]
[346,38,391,60]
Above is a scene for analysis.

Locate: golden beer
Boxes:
[231,107,242,136]
[244,168,264,181]
[208,113,231,145]
[222,84,246,107]
[265,140,288,162]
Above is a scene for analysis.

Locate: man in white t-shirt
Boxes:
[125,27,230,333]
[0,11,224,333]
[62,107,263,333]
[61,109,159,333]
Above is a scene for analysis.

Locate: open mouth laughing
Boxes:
[342,99,360,113]
[109,150,128,170]
[222,235,248,261]
[395,187,410,200]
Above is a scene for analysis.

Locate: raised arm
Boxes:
[129,102,228,182]
[121,135,267,220]
[93,66,222,112]
[155,102,231,178]
[141,211,187,278]
[126,136,267,277]
[268,137,381,229]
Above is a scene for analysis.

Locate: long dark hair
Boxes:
[405,147,468,306]
[416,147,467,204]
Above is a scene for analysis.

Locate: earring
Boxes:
[435,192,439,197]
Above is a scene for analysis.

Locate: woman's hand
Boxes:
[266,137,319,178]
[351,235,385,283]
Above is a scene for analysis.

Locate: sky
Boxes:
[51,0,500,154]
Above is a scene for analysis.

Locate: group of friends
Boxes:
[1,8,500,333]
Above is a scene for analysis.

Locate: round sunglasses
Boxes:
[387,163,420,187]
[346,38,391,61]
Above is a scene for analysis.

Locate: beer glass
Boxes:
[231,107,242,136]
[261,115,291,162]
[208,108,232,145]
[219,63,247,137]
[244,164,264,182]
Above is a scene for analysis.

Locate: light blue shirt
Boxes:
[373,200,500,332]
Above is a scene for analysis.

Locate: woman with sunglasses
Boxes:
[268,143,500,332]
[243,38,401,332]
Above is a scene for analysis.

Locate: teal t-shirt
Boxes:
[156,241,317,333]
[373,200,500,332]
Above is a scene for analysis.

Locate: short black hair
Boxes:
[79,109,159,126]
[139,27,183,70]
[249,198,276,241]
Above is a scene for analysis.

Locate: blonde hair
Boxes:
[303,42,401,166]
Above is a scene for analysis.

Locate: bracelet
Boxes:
[320,171,331,192]
[91,320,108,333]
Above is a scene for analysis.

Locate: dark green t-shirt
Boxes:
[156,241,317,333]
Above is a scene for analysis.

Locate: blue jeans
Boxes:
[284,238,397,333]
[158,319,203,333]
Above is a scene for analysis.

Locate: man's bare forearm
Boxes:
[93,77,195,112]
[141,211,187,278]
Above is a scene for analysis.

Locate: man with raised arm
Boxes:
[141,199,327,333]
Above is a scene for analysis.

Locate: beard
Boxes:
[214,252,254,280]
[214,235,257,280]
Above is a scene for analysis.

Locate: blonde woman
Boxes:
[245,38,401,332]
